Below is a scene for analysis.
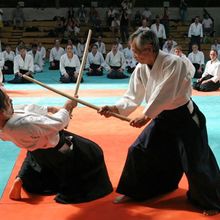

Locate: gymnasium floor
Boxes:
[0,68,220,220]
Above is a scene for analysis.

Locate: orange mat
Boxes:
[0,93,219,220]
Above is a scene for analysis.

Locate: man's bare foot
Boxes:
[9,177,23,200]
[203,209,219,216]
[113,195,131,204]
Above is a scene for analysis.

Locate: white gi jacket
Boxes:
[202,59,220,83]
[0,104,70,151]
[49,47,65,62]
[60,53,80,75]
[115,51,192,119]
[14,53,34,74]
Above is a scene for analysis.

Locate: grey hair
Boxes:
[129,29,160,53]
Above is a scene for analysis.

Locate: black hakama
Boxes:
[18,130,113,204]
[117,101,220,210]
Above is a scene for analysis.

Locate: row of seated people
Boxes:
[1,35,219,91]
[172,45,220,92]
[0,39,137,84]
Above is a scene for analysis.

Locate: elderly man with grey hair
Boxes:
[99,29,220,216]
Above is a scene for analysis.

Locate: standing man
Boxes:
[98,30,220,215]
[188,16,203,51]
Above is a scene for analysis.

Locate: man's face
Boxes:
[131,40,154,64]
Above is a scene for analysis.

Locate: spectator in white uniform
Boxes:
[28,44,43,73]
[188,16,203,51]
[2,45,15,75]
[173,45,195,78]
[123,42,137,73]
[193,49,220,91]
[49,40,65,70]
[188,44,205,78]
[85,44,106,76]
[0,51,4,83]
[37,42,46,65]
[59,44,81,83]
[105,42,127,79]
[8,45,34,84]
[95,35,106,57]
[150,15,166,49]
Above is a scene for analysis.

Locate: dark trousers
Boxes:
[49,60,60,70]
[60,67,84,83]
[193,74,220,91]
[117,101,220,210]
[192,63,203,78]
[7,69,33,84]
[2,60,14,75]
[107,66,128,79]
[189,35,201,51]
[86,64,103,76]
[18,130,112,203]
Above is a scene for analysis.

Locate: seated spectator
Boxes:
[37,42,46,65]
[123,42,137,73]
[211,39,220,51]
[162,35,177,50]
[137,18,150,31]
[8,45,34,84]
[162,40,174,54]
[193,49,220,91]
[49,40,65,70]
[28,44,43,73]
[66,39,78,57]
[173,45,195,78]
[77,38,85,60]
[202,14,213,37]
[115,37,123,52]
[0,51,4,83]
[59,44,81,83]
[15,40,25,55]
[150,15,166,49]
[54,16,65,38]
[85,44,105,76]
[2,45,15,75]
[95,36,106,58]
[188,44,205,78]
[12,4,25,29]
[105,42,127,79]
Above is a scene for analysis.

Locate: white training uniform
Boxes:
[105,50,126,70]
[3,50,15,62]
[0,104,70,151]
[115,50,192,119]
[59,53,80,76]
[49,47,65,62]
[85,51,106,69]
[14,53,34,74]
[177,53,195,78]
[123,47,137,69]
[150,23,166,40]
[95,41,106,56]
[188,51,205,66]
[202,59,220,83]
[28,50,43,72]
